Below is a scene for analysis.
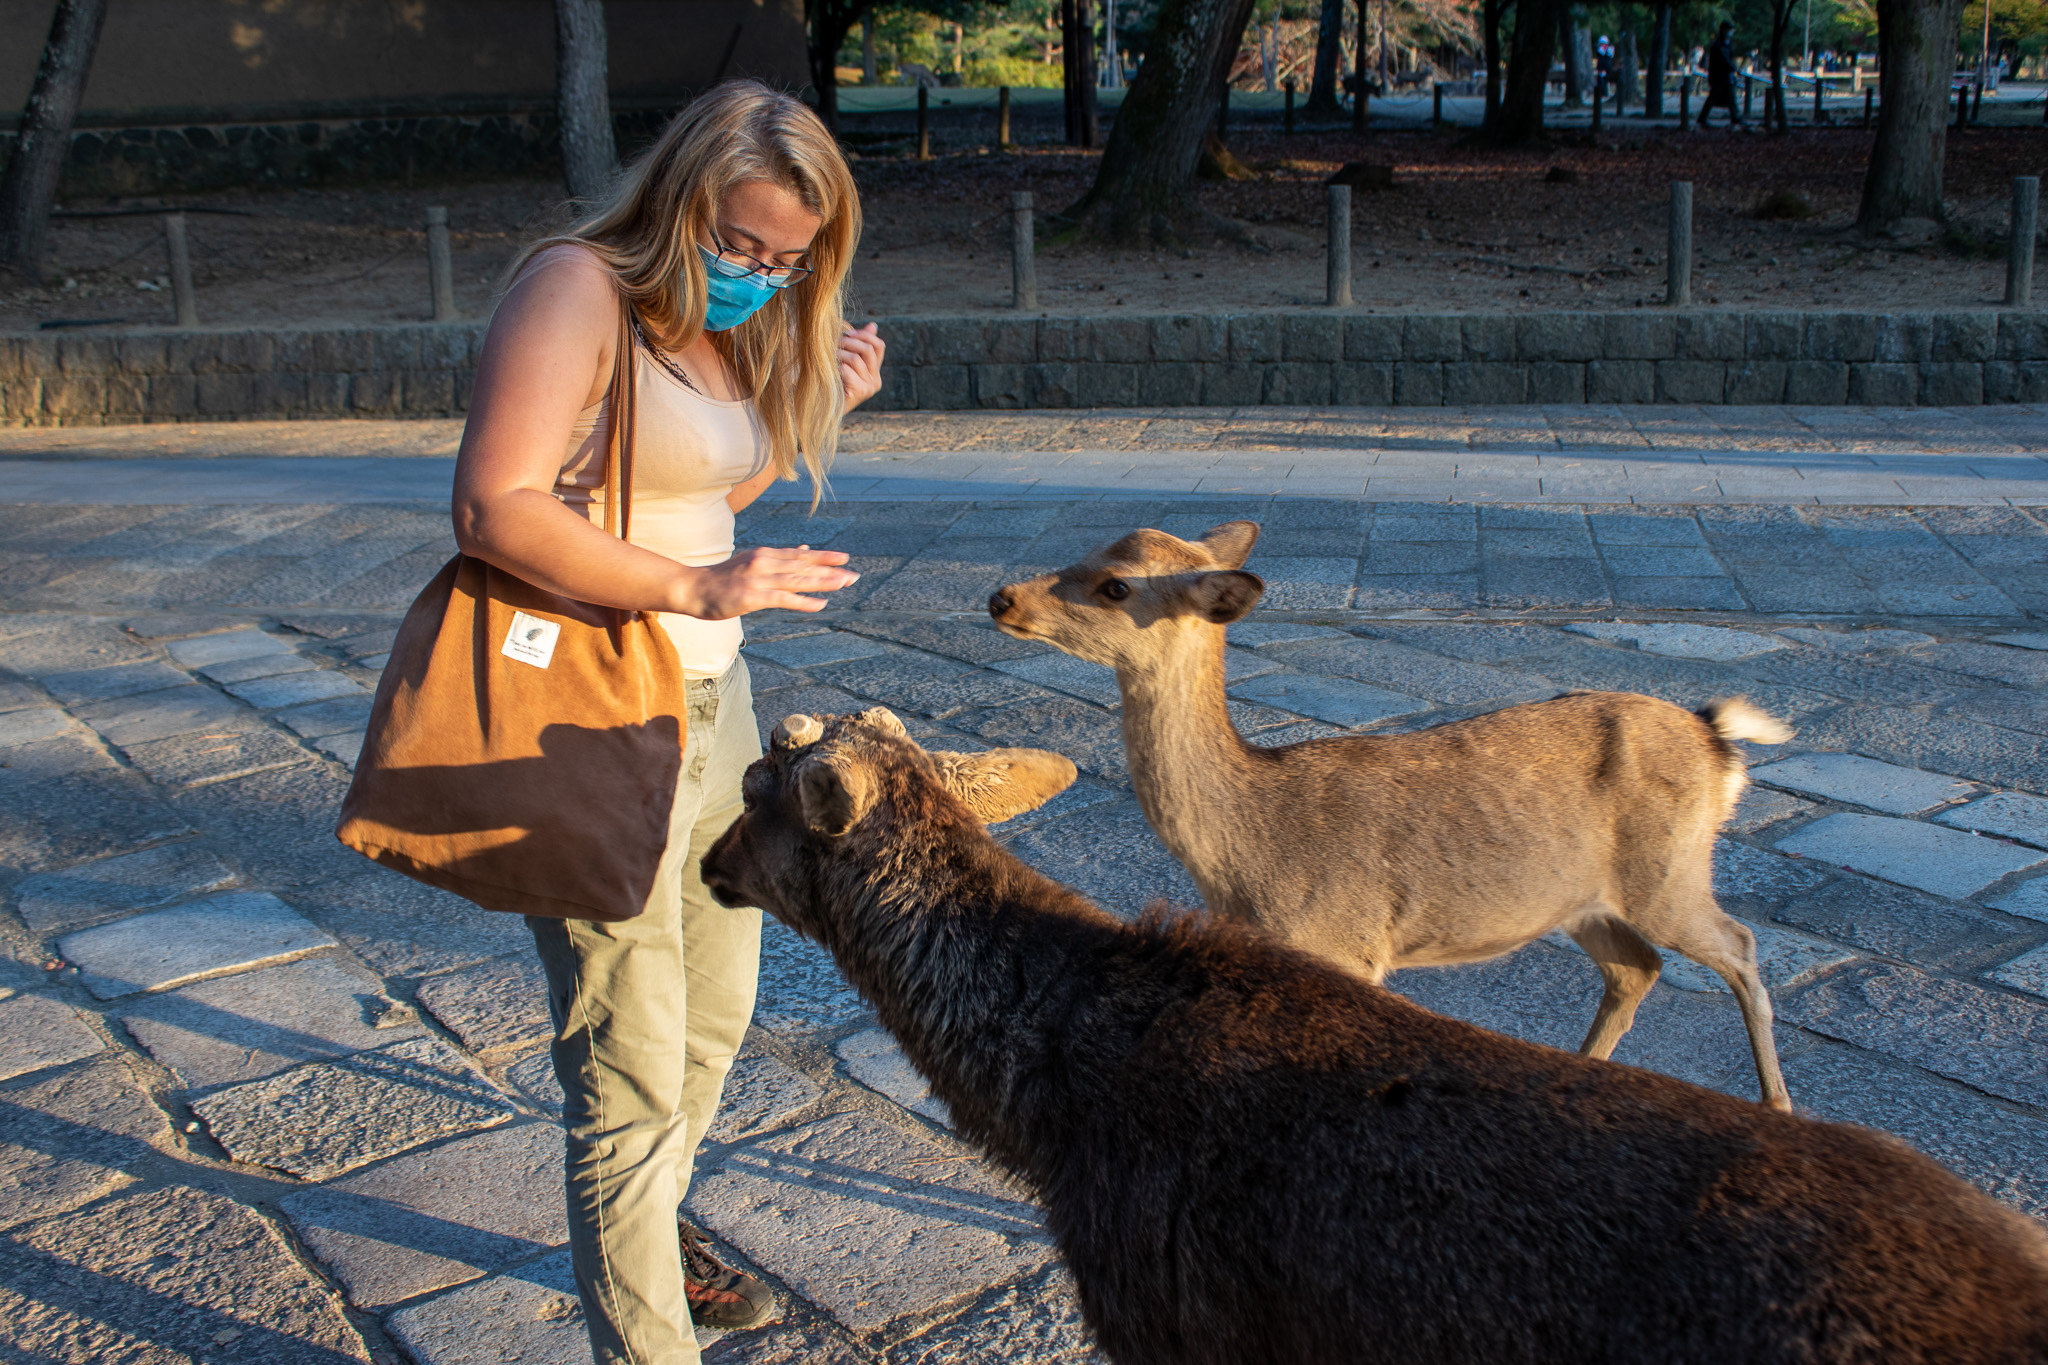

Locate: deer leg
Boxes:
[1566,917,1663,1060]
[1658,910,1793,1113]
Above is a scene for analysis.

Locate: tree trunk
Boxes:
[805,0,860,132]
[1769,0,1794,132]
[1482,0,1504,126]
[1062,0,1101,146]
[1059,0,1261,244]
[1647,0,1669,117]
[555,0,617,202]
[1559,10,1585,106]
[0,0,108,282]
[1488,0,1563,145]
[1618,27,1641,107]
[1857,0,1964,232]
[861,9,876,84]
[1307,0,1345,115]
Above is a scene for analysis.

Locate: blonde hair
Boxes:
[511,80,859,498]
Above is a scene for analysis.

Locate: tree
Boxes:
[1482,0,1506,124]
[556,0,618,201]
[1646,0,1670,116]
[1558,6,1586,106]
[1057,0,1261,244]
[1765,0,1796,132]
[806,0,867,129]
[1616,26,1642,107]
[1484,0,1564,144]
[0,0,107,283]
[1857,0,1964,232]
[1062,0,1102,144]
[1306,0,1347,114]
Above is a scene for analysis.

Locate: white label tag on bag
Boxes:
[502,611,561,669]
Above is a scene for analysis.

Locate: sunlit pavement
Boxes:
[2,410,2046,1362]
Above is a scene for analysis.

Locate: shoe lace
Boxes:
[678,1223,734,1290]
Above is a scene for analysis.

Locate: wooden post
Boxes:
[1284,78,1296,134]
[917,84,931,159]
[1666,181,1691,306]
[998,85,1011,147]
[1433,82,1443,128]
[425,205,456,322]
[1011,190,1036,310]
[2008,176,2038,306]
[1864,87,1874,127]
[1678,76,1689,125]
[1327,183,1352,307]
[163,212,197,328]
[1591,77,1603,132]
[1744,74,1754,119]
[1813,76,1824,123]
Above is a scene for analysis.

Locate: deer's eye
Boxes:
[1101,578,1131,601]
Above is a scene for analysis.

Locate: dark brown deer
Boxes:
[701,708,2048,1365]
[989,522,1799,1109]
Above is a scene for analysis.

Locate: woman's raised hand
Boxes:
[678,545,858,619]
[839,322,886,410]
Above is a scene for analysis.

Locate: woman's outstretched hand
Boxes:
[839,322,885,410]
[678,545,858,619]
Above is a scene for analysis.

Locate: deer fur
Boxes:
[700,708,2048,1365]
[988,522,1801,1109]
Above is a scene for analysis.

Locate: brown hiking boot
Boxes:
[679,1218,774,1330]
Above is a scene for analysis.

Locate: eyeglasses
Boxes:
[705,229,813,290]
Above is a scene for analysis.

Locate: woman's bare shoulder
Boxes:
[522,241,613,282]
[496,242,619,339]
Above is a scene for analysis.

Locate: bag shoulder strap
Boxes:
[603,298,638,543]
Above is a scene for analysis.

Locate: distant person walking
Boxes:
[1698,20,1744,128]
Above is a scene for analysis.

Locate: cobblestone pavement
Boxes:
[4,427,2048,1362]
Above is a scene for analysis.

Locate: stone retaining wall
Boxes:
[0,107,679,198]
[7,311,2048,425]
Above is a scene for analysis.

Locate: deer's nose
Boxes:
[987,589,1014,620]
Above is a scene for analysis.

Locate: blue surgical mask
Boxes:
[699,245,778,331]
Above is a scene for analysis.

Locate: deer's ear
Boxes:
[847,707,910,738]
[930,748,1079,824]
[1185,570,1264,624]
[1196,521,1260,569]
[772,713,826,751]
[796,753,875,837]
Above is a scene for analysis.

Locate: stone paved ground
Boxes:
[4,418,2048,1363]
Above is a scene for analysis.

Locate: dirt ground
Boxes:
[4,126,2042,333]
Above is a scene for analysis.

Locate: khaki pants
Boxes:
[528,658,763,1365]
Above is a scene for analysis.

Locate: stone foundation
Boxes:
[6,310,2047,426]
[0,104,678,197]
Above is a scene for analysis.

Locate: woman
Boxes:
[450,81,882,1364]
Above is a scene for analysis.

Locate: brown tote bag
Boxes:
[336,303,689,921]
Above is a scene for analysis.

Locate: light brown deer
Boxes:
[988,522,1800,1110]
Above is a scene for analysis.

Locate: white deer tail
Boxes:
[1698,696,1794,747]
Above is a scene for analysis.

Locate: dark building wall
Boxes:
[0,0,807,194]
[1,0,806,120]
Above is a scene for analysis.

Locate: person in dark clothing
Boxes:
[1698,20,1743,127]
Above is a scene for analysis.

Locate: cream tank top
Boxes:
[556,343,767,679]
